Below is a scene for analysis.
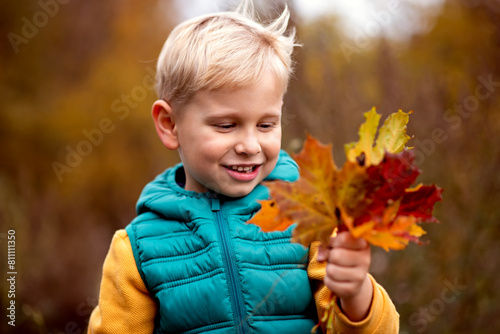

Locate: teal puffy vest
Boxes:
[126,152,319,333]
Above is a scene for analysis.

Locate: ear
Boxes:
[152,100,179,150]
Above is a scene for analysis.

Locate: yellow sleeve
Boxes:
[88,229,157,334]
[308,242,400,334]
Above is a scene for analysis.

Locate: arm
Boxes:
[308,234,399,333]
[317,231,372,321]
[88,229,157,334]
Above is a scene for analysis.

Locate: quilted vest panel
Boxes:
[126,158,319,333]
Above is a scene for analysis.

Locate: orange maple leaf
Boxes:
[248,108,443,334]
[248,200,294,232]
[256,134,339,246]
[248,120,442,251]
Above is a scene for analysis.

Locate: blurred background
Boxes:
[1,0,499,333]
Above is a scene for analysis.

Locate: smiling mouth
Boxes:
[223,164,262,182]
[226,165,258,173]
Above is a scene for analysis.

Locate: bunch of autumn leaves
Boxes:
[248,107,443,251]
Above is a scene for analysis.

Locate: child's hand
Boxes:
[317,231,373,321]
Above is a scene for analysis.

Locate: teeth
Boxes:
[230,166,254,173]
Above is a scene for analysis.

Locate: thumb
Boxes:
[316,245,329,262]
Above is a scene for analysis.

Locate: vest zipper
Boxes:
[211,197,249,334]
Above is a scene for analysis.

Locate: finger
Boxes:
[327,247,371,268]
[331,231,369,250]
[317,244,329,262]
[325,263,368,283]
[323,277,362,300]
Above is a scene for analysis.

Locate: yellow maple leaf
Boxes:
[249,109,441,252]
[345,107,412,166]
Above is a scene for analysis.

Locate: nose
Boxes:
[235,132,261,156]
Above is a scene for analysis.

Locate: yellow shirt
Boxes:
[88,230,399,333]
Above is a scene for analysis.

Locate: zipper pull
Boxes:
[211,197,220,212]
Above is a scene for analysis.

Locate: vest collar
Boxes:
[136,150,299,219]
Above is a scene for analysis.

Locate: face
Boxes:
[174,72,283,197]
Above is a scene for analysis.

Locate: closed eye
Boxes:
[258,122,277,131]
[214,123,236,131]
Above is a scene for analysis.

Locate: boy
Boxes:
[88,1,399,333]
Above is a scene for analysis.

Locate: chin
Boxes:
[220,186,255,198]
[222,191,251,198]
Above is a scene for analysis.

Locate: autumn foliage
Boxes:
[249,108,443,251]
[2,1,498,332]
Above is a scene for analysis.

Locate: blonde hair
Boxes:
[156,0,297,107]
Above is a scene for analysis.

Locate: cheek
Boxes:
[179,126,219,151]
[265,131,282,156]
[181,133,231,166]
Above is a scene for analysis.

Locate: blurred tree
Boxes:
[1,0,179,332]
[1,0,499,333]
[285,1,500,333]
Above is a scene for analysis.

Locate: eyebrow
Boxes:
[204,109,281,119]
[203,113,281,124]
